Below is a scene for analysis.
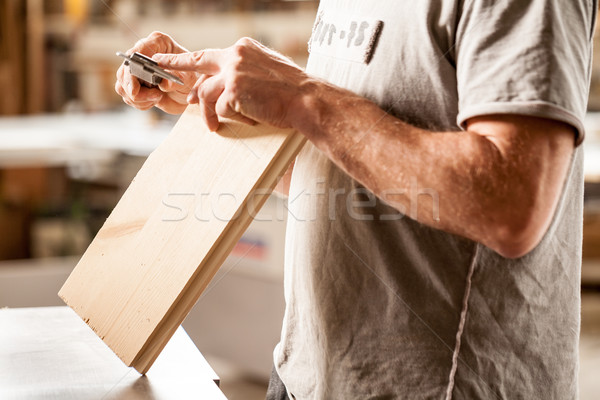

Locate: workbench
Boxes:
[0,307,226,399]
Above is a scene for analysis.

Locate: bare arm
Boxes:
[290,80,575,258]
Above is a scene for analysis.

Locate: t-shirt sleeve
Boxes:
[455,0,597,145]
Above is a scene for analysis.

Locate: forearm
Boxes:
[289,80,572,258]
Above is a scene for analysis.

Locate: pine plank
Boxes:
[59,104,306,373]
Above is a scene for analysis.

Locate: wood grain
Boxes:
[59,104,305,373]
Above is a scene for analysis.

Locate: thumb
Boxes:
[153,50,222,74]
[157,70,194,92]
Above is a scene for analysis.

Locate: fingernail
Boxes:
[127,82,132,93]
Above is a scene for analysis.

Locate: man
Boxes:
[116,0,596,398]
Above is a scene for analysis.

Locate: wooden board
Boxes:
[59,104,306,373]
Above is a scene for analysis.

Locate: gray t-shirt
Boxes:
[274,0,596,399]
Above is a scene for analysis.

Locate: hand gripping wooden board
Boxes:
[59,104,306,373]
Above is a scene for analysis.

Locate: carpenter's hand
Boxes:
[115,31,200,114]
[152,37,309,130]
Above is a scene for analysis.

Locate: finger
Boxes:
[115,65,128,95]
[221,112,257,126]
[121,92,157,108]
[116,51,142,97]
[158,73,187,92]
[157,71,198,102]
[159,73,201,105]
[153,50,223,74]
[136,86,163,102]
[116,52,140,97]
[193,75,224,104]
[163,89,189,107]
[118,58,160,101]
[122,96,156,111]
[116,71,143,106]
[215,92,257,126]
[192,75,225,131]
[186,74,215,129]
[233,114,257,126]
[134,101,157,111]
[132,38,162,57]
[115,81,128,100]
[118,77,162,107]
[202,100,219,132]
[185,74,210,103]
[130,32,182,57]
[130,76,141,97]
[115,76,126,98]
[116,63,125,83]
[119,63,140,98]
[119,88,161,106]
[154,95,189,115]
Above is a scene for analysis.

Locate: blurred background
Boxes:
[0,1,599,399]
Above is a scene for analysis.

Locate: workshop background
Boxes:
[0,1,599,399]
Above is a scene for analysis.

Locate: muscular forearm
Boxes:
[289,79,575,258]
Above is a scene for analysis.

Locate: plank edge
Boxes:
[130,131,307,373]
